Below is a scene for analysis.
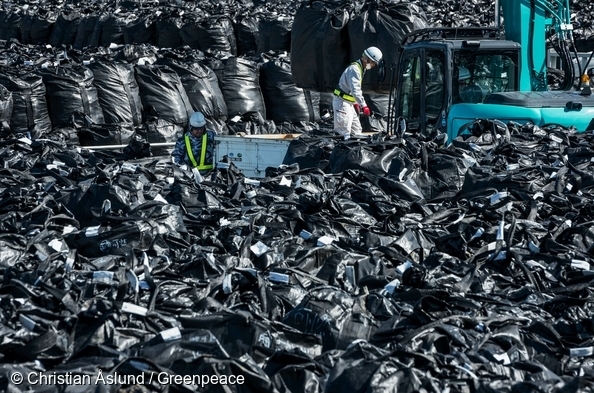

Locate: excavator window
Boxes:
[397,49,445,134]
[398,55,421,122]
[425,52,445,126]
[454,51,519,103]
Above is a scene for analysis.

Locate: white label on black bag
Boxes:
[490,191,509,204]
[244,178,261,186]
[121,302,148,316]
[280,176,292,187]
[250,241,269,256]
[269,272,290,284]
[396,261,412,274]
[317,236,335,247]
[569,347,594,357]
[92,271,114,284]
[550,134,563,143]
[470,227,485,241]
[528,242,540,253]
[571,260,590,270]
[493,352,511,365]
[160,327,182,342]
[496,220,505,241]
[85,226,100,237]
[384,278,401,294]
[222,274,233,294]
[19,314,36,331]
[300,230,312,240]
[127,270,139,293]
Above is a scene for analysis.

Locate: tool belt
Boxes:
[333,88,355,103]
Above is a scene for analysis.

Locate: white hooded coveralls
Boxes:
[333,60,366,137]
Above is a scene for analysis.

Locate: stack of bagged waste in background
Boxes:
[0,0,591,142]
[0,0,594,392]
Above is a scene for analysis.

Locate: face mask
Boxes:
[365,63,372,70]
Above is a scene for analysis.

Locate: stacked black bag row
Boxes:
[0,120,594,392]
[0,1,295,56]
[0,43,329,145]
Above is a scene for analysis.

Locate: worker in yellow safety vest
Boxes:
[172,111,216,173]
[333,46,382,139]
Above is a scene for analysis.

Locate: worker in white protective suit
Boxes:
[333,46,383,139]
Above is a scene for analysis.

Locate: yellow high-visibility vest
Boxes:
[333,61,364,102]
[184,133,213,170]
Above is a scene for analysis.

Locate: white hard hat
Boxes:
[459,66,470,81]
[189,112,206,127]
[363,46,383,64]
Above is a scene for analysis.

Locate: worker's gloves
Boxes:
[354,104,371,116]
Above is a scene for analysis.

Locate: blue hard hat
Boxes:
[189,112,206,127]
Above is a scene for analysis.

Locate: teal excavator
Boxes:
[391,0,594,141]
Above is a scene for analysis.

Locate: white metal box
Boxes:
[215,134,300,178]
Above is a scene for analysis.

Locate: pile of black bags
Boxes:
[0,0,594,392]
[0,119,592,392]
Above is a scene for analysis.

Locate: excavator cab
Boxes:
[394,28,521,137]
[392,1,594,141]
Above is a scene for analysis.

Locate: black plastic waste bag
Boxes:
[124,14,156,45]
[66,221,156,258]
[348,1,428,93]
[180,15,237,55]
[157,58,228,120]
[89,13,130,47]
[78,123,135,147]
[0,72,52,138]
[260,55,320,123]
[88,59,143,126]
[291,2,351,92]
[74,14,99,49]
[155,13,183,49]
[20,8,56,45]
[134,64,193,127]
[0,8,21,41]
[0,84,12,135]
[211,56,266,119]
[233,14,259,56]
[39,64,105,128]
[257,16,293,55]
[329,141,401,175]
[48,11,82,47]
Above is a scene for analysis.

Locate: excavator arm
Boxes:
[499,0,575,91]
